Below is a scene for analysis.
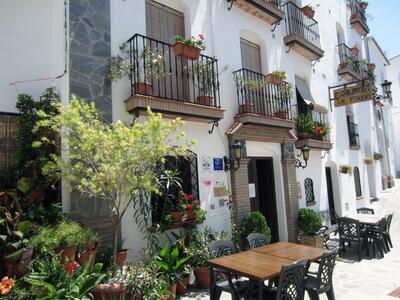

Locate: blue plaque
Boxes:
[213,158,223,171]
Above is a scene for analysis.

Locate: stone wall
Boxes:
[69,0,112,122]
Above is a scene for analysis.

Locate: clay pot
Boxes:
[91,283,126,300]
[339,62,348,69]
[301,6,315,18]
[196,95,213,106]
[359,1,368,9]
[351,46,359,55]
[60,245,76,264]
[368,63,376,71]
[274,111,288,119]
[176,276,190,295]
[172,42,201,61]
[117,250,128,266]
[133,82,152,95]
[169,282,177,300]
[77,248,97,272]
[170,211,196,222]
[265,73,283,85]
[194,267,210,289]
[240,103,254,113]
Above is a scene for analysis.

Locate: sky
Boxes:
[367,0,400,59]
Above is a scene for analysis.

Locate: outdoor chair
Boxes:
[208,240,249,300]
[248,259,308,300]
[356,207,375,215]
[305,248,339,300]
[247,233,269,249]
[369,218,386,258]
[337,217,367,261]
[383,214,393,250]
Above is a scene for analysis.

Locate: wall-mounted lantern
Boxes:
[295,145,310,169]
[374,80,392,105]
[224,140,243,171]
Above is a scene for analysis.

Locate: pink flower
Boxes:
[187,194,194,200]
[197,200,201,206]
[187,204,193,210]
[199,34,205,40]
[191,35,196,40]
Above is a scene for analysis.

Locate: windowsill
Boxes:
[306,201,317,207]
[356,196,364,201]
[350,145,360,150]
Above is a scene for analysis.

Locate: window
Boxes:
[354,167,362,198]
[0,113,19,171]
[151,151,199,223]
[240,38,262,73]
[304,178,315,205]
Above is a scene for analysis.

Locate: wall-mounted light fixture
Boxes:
[224,140,243,171]
[374,80,392,105]
[295,145,310,169]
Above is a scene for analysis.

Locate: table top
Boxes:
[346,214,384,225]
[251,241,326,262]
[208,242,325,281]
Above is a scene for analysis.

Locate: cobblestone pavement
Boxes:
[180,180,400,300]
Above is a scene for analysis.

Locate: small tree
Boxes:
[34,97,193,264]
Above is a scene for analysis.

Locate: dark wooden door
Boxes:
[325,167,336,223]
[248,158,279,242]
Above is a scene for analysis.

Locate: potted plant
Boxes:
[339,164,353,175]
[233,73,266,113]
[351,45,359,55]
[373,152,384,160]
[368,63,376,71]
[363,157,373,165]
[77,228,99,272]
[116,239,128,266]
[295,113,315,139]
[108,43,166,96]
[339,61,348,69]
[301,4,315,18]
[313,122,330,141]
[359,1,368,9]
[172,34,206,61]
[265,70,287,85]
[239,212,272,249]
[273,95,289,119]
[298,208,323,248]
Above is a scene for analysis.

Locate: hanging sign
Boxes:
[333,82,374,107]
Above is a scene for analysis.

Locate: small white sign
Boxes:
[249,183,256,198]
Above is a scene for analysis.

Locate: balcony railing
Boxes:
[350,0,367,24]
[350,0,369,34]
[246,0,280,8]
[233,68,293,120]
[282,1,321,49]
[127,33,221,108]
[338,43,357,67]
[348,121,360,148]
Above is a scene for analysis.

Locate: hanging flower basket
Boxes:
[301,6,315,18]
[363,157,373,165]
[266,73,284,85]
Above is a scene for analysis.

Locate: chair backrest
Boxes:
[374,218,386,235]
[247,233,268,249]
[338,217,361,240]
[385,214,393,234]
[315,248,339,293]
[276,259,308,300]
[356,207,375,215]
[208,240,236,259]
[320,209,339,226]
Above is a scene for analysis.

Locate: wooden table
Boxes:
[208,242,326,300]
[347,214,384,225]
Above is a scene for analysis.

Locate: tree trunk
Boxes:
[113,219,119,266]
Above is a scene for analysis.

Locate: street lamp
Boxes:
[374,80,392,105]
[224,140,243,171]
[295,145,310,169]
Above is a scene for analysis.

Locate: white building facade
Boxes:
[0,0,396,257]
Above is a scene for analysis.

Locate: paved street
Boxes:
[181,180,400,300]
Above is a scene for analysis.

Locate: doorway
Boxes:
[248,158,279,242]
[325,167,336,224]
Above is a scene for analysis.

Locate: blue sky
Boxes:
[367,0,400,59]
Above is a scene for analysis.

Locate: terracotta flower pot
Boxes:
[266,73,283,85]
[194,267,210,289]
[60,245,76,264]
[240,103,254,113]
[168,282,177,300]
[274,111,288,119]
[196,95,213,106]
[117,250,128,266]
[298,132,312,140]
[339,62,348,69]
[351,46,359,55]
[91,283,126,300]
[359,1,368,9]
[172,42,201,61]
[133,82,152,95]
[301,6,315,18]
[368,63,375,71]
[176,276,189,295]
[77,248,97,272]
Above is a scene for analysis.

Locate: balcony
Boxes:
[295,109,333,151]
[229,0,285,25]
[348,121,360,150]
[233,68,295,129]
[282,1,324,61]
[350,0,369,35]
[124,34,224,122]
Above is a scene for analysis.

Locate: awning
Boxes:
[295,76,314,106]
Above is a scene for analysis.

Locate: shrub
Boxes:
[339,164,352,175]
[373,152,383,160]
[298,208,322,235]
[239,212,272,243]
[295,113,315,134]
[363,157,373,164]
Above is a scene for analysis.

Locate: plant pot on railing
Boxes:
[240,103,254,113]
[133,82,152,95]
[196,95,213,106]
[172,42,201,61]
[363,157,373,165]
[194,267,210,289]
[351,46,359,55]
[274,110,288,119]
[266,73,284,85]
[368,63,376,71]
[301,6,315,18]
[359,1,368,9]
[91,283,127,300]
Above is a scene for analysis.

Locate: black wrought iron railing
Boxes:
[282,1,321,49]
[338,43,357,68]
[350,0,367,24]
[246,0,280,8]
[233,68,293,120]
[348,121,360,147]
[127,33,221,108]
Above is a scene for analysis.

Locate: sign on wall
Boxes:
[333,82,375,107]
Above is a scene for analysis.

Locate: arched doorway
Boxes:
[325,161,342,216]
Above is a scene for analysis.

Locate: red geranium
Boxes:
[64,261,77,273]
[187,203,193,209]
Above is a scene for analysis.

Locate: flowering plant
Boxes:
[177,192,201,211]
[175,34,206,50]
[314,122,330,140]
[0,277,14,295]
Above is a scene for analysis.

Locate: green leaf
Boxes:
[6,247,25,262]
[17,177,32,194]
[0,235,7,242]
[159,241,169,258]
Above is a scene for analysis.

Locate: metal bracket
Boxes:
[227,0,235,10]
[286,45,292,54]
[208,120,219,134]
[131,110,140,124]
[271,21,280,32]
[311,59,320,67]
[321,150,330,159]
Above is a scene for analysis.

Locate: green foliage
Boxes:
[189,62,228,96]
[363,157,373,164]
[26,202,65,226]
[239,212,272,243]
[295,113,315,134]
[175,34,206,50]
[271,70,287,79]
[298,208,322,235]
[233,73,266,91]
[373,152,383,160]
[339,164,353,175]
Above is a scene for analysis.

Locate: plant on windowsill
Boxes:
[298,208,324,248]
[301,4,315,19]
[233,73,266,113]
[339,164,353,175]
[373,152,383,160]
[265,70,287,85]
[172,34,206,61]
[168,191,206,227]
[363,157,373,165]
[295,113,315,139]
[108,43,167,96]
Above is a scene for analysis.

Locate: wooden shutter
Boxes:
[240,38,262,73]
[0,114,19,171]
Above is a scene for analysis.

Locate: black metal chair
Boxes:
[383,214,393,250]
[248,259,308,300]
[305,248,339,300]
[337,217,367,261]
[247,233,269,249]
[369,218,386,258]
[208,240,249,300]
[356,207,375,215]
